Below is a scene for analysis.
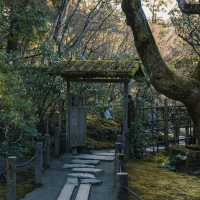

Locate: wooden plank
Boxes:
[73,154,114,161]
[57,183,76,200]
[75,184,91,200]
[71,159,100,165]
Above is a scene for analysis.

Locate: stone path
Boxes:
[20,150,116,200]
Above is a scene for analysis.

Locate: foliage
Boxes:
[0,65,38,157]
[129,120,151,159]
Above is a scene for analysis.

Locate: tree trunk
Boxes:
[121,0,200,145]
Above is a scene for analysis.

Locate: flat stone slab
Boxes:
[63,164,95,169]
[81,179,103,185]
[67,177,79,185]
[68,173,96,179]
[57,182,76,200]
[73,154,114,161]
[71,159,100,165]
[71,168,103,175]
[92,152,115,157]
[75,184,91,200]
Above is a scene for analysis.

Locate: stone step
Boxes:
[81,179,102,185]
[71,168,103,175]
[75,184,91,200]
[71,159,100,165]
[67,176,102,185]
[68,173,96,179]
[91,152,115,157]
[57,182,76,200]
[73,154,114,161]
[67,177,79,185]
[63,164,95,169]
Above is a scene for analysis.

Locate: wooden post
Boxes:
[35,142,43,185]
[117,172,128,200]
[44,134,50,168]
[115,134,124,174]
[6,156,16,200]
[54,126,60,157]
[164,99,169,148]
[66,80,71,152]
[118,153,125,172]
[123,81,129,157]
[185,126,189,145]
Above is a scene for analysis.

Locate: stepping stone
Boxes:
[57,182,76,200]
[73,154,114,161]
[71,168,103,175]
[68,173,96,179]
[81,179,102,185]
[75,184,91,200]
[71,159,100,165]
[92,152,115,156]
[63,164,95,169]
[67,177,79,185]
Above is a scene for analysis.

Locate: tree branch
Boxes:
[121,0,200,105]
[176,0,200,15]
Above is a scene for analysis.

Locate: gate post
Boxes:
[6,156,16,200]
[123,80,129,158]
[117,172,128,200]
[35,142,43,185]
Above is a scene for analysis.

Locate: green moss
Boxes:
[86,137,114,150]
[0,170,35,200]
[87,114,120,129]
[128,153,200,200]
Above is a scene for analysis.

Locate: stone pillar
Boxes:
[6,156,16,200]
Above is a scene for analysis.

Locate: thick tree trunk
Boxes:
[121,0,200,144]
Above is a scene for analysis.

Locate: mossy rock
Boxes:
[87,114,120,142]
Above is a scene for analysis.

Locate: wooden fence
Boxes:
[3,107,65,200]
[135,98,193,153]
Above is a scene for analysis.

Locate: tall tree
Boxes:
[122,0,200,145]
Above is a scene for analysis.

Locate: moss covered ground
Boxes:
[0,170,35,200]
[127,153,200,200]
[87,114,120,149]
